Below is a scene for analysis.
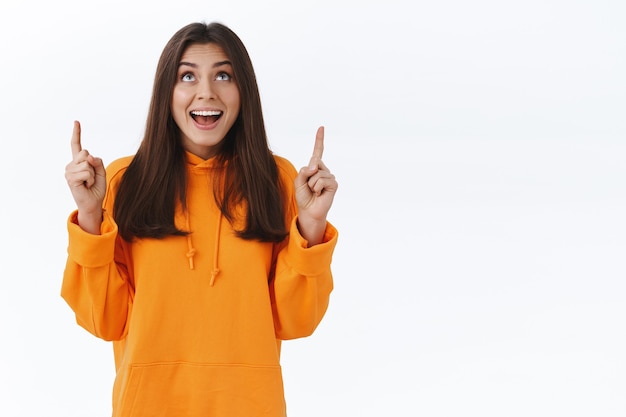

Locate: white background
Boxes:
[0,0,624,416]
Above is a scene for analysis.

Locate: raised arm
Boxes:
[64,120,106,234]
[62,121,132,341]
[294,126,338,246]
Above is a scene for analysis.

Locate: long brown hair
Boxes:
[113,22,287,242]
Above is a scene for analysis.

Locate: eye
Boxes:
[216,71,231,81]
[181,72,195,82]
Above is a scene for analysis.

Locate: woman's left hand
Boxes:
[294,126,338,246]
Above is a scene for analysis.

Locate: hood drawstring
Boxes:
[184,152,223,286]
[209,213,222,286]
[183,202,222,286]
[185,213,196,270]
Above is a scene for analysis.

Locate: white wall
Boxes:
[0,0,624,415]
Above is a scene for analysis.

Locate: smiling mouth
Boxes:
[191,110,222,125]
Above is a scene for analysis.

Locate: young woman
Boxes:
[63,22,338,417]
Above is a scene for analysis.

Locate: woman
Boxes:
[63,22,338,417]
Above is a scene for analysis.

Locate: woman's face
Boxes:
[172,43,241,159]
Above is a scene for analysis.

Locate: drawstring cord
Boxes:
[183,156,223,285]
[185,214,196,270]
[184,210,221,286]
[185,197,222,287]
[209,213,222,286]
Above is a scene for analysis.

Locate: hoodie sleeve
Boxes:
[61,157,134,341]
[271,218,337,340]
[61,210,132,341]
[270,155,338,340]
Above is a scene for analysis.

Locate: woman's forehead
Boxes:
[180,43,229,62]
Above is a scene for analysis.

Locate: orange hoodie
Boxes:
[61,152,337,417]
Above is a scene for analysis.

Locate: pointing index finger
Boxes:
[71,120,82,158]
[309,126,324,167]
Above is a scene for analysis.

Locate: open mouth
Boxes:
[191,110,222,126]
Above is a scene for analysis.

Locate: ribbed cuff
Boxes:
[66,210,118,268]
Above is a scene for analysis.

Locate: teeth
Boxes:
[191,110,222,116]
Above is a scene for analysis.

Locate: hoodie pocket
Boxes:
[117,362,286,417]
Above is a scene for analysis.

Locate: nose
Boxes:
[197,78,215,100]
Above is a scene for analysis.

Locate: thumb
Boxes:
[88,155,107,189]
[294,165,313,190]
[92,156,105,176]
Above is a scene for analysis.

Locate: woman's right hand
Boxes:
[64,121,106,234]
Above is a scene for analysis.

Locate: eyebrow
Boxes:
[178,60,232,69]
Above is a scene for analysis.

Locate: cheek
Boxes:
[232,99,241,116]
[228,90,241,114]
[171,90,188,119]
[218,83,239,106]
